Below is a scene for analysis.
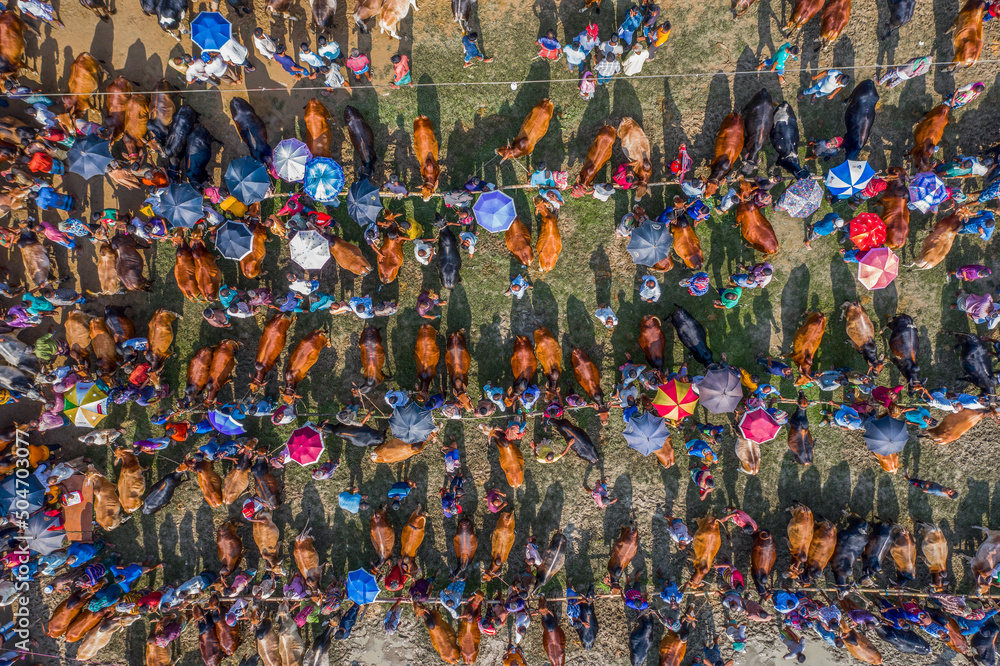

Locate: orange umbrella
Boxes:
[849,213,886,251]
[652,380,699,421]
[857,247,899,290]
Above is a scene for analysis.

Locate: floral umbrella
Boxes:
[652,380,699,421]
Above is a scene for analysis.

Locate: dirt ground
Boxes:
[8,0,1000,663]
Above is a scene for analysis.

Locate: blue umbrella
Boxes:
[863,415,909,456]
[225,156,271,204]
[0,473,44,516]
[346,568,379,604]
[626,221,672,266]
[152,183,204,228]
[304,158,345,204]
[208,409,246,436]
[346,179,383,226]
[825,159,876,199]
[622,412,670,456]
[388,402,435,444]
[214,220,254,261]
[908,172,949,214]
[190,11,232,52]
[472,190,517,233]
[66,136,113,180]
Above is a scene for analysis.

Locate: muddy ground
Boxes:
[8,0,1000,663]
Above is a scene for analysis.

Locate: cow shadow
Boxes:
[779,264,811,351]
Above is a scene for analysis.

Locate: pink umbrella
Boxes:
[285,424,324,466]
[857,247,900,290]
[738,407,781,443]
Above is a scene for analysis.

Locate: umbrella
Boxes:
[849,213,886,251]
[285,423,325,466]
[863,415,909,456]
[66,136,113,180]
[304,157,345,203]
[857,247,900,290]
[288,230,330,271]
[190,11,231,52]
[388,402,435,444]
[622,412,670,456]
[825,159,876,199]
[153,182,204,229]
[225,156,271,204]
[738,407,781,443]
[775,177,823,218]
[208,409,246,436]
[346,568,379,604]
[0,473,44,516]
[273,139,311,183]
[696,365,744,414]
[346,179,383,227]
[214,220,254,261]
[62,382,108,428]
[908,172,950,214]
[627,221,673,266]
[472,190,517,233]
[652,380,699,421]
[23,510,65,556]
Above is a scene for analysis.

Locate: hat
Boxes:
[585,23,598,38]
[201,52,213,63]
[733,641,746,652]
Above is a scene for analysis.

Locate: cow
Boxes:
[618,117,652,198]
[572,124,616,197]
[250,313,293,393]
[353,0,382,30]
[0,12,28,83]
[282,331,330,402]
[842,301,884,375]
[357,326,388,395]
[345,105,377,179]
[880,168,910,249]
[535,198,562,272]
[533,326,562,401]
[570,347,608,423]
[497,98,554,162]
[740,88,774,175]
[204,340,240,406]
[230,97,272,164]
[884,0,915,37]
[910,104,950,172]
[156,0,189,40]
[505,216,533,266]
[784,0,823,36]
[378,0,418,39]
[790,312,827,383]
[844,80,879,160]
[910,208,965,270]
[414,324,440,402]
[63,52,103,118]
[735,182,779,253]
[818,0,852,50]
[304,99,332,158]
[946,0,985,71]
[705,112,743,195]
[184,124,218,186]
[770,102,809,179]
[452,0,475,33]
[446,330,473,411]
[413,115,440,200]
[310,0,337,29]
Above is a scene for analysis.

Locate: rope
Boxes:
[8,57,1000,98]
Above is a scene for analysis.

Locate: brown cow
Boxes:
[123,93,150,159]
[803,517,837,583]
[370,438,427,464]
[890,524,917,584]
[414,115,440,201]
[481,425,524,488]
[455,592,483,665]
[606,520,639,587]
[189,229,222,301]
[184,459,223,508]
[148,79,176,155]
[818,0,851,49]
[330,235,373,276]
[705,113,744,195]
[483,511,515,582]
[970,526,1000,594]
[370,508,395,567]
[784,0,823,35]
[751,530,777,598]
[571,347,608,423]
[241,219,269,279]
[204,340,240,406]
[304,99,332,158]
[790,312,827,383]
[919,523,948,591]
[910,208,966,270]
[146,619,172,666]
[687,516,721,588]
[659,629,688,666]
[94,241,121,295]
[735,182,778,253]
[925,407,989,444]
[784,502,814,579]
[947,0,985,71]
[87,466,122,531]
[415,604,460,665]
[146,309,180,385]
[873,452,900,473]
[538,596,566,666]
[452,517,478,580]
[880,169,910,249]
[66,608,112,643]
[508,334,537,404]
[505,216,534,266]
[655,435,675,469]
[353,0,383,29]
[222,451,252,506]
[910,104,950,172]
[618,117,652,198]
[535,198,562,272]
[670,218,703,269]
[46,590,91,638]
[534,326,562,400]
[376,222,408,283]
[358,326,388,394]
[638,315,665,377]
[572,124,616,197]
[172,232,200,301]
[0,12,27,82]
[844,629,883,664]
[401,505,426,571]
[253,510,283,574]
[497,98,554,161]
[282,331,330,402]
[842,301,884,375]
[17,228,51,289]
[102,76,134,143]
[183,345,216,406]
[90,318,121,378]
[111,226,152,291]
[216,520,243,577]
[378,0,418,39]
[414,324,440,402]
[446,330,474,411]
[65,310,92,367]
[114,448,145,514]
[250,313,293,393]
[64,52,103,118]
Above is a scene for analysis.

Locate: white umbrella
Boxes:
[273,139,311,183]
[288,230,330,271]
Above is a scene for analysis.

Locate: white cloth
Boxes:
[218,39,249,66]
[185,60,209,83]
[317,41,341,61]
[253,33,278,60]
[324,66,346,88]
[622,49,649,76]
[299,49,325,69]
[814,69,844,95]
[203,55,228,78]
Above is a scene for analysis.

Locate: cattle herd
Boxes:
[0,0,999,663]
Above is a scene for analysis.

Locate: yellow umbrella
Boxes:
[63,382,109,428]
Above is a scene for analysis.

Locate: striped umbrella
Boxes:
[825,159,875,199]
[652,380,699,421]
[62,382,108,427]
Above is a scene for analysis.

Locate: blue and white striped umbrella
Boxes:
[304,157,345,204]
[825,159,876,199]
[908,172,949,214]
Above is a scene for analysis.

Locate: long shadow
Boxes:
[693,73,732,176]
[779,264,810,352]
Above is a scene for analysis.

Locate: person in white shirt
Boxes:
[299,43,325,71]
[621,42,649,76]
[203,53,236,84]
[599,35,623,58]
[799,69,850,101]
[253,27,278,60]
[185,58,211,85]
[219,38,255,73]
[317,35,341,63]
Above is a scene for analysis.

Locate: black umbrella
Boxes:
[626,221,672,267]
[863,415,909,455]
[346,179,383,227]
[0,473,44,516]
[696,364,744,414]
[23,510,65,555]
[66,136,113,180]
[388,402,435,444]
[214,220,254,260]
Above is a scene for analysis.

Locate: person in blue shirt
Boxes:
[806,212,845,248]
[959,210,996,241]
[756,353,794,378]
[685,439,717,464]
[387,479,416,510]
[616,5,643,44]
[462,32,493,67]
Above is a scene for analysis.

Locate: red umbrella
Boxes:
[849,213,886,251]
[857,247,900,290]
[285,423,324,465]
[738,407,781,443]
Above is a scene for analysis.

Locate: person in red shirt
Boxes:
[848,176,887,209]
[390,54,412,88]
[345,48,373,83]
[25,152,64,175]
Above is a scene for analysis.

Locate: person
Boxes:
[505,274,531,300]
[799,69,850,101]
[484,488,507,513]
[274,45,312,80]
[417,289,446,318]
[564,39,587,72]
[757,353,793,378]
[904,469,958,498]
[599,34,623,58]
[299,42,326,71]
[253,28,278,60]
[387,479,417,510]
[805,212,845,249]
[536,30,562,59]
[577,23,600,54]
[531,437,573,463]
[622,42,649,76]
[390,54,412,88]
[343,47,373,83]
[219,38,255,74]
[579,71,596,99]
[680,272,711,296]
[698,635,734,666]
[713,286,741,309]
[945,81,986,109]
[594,305,618,329]
[780,626,806,662]
[203,52,236,85]
[462,32,493,67]
[17,0,63,26]
[638,275,661,302]
[755,43,798,83]
[617,5,643,44]
[685,438,717,463]
[809,135,843,161]
[876,55,931,88]
[317,35,341,63]
[321,63,351,94]
[691,465,714,500]
[595,51,621,85]
[583,478,617,507]
[337,487,368,514]
[646,20,670,60]
[948,264,991,282]
[721,507,758,534]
